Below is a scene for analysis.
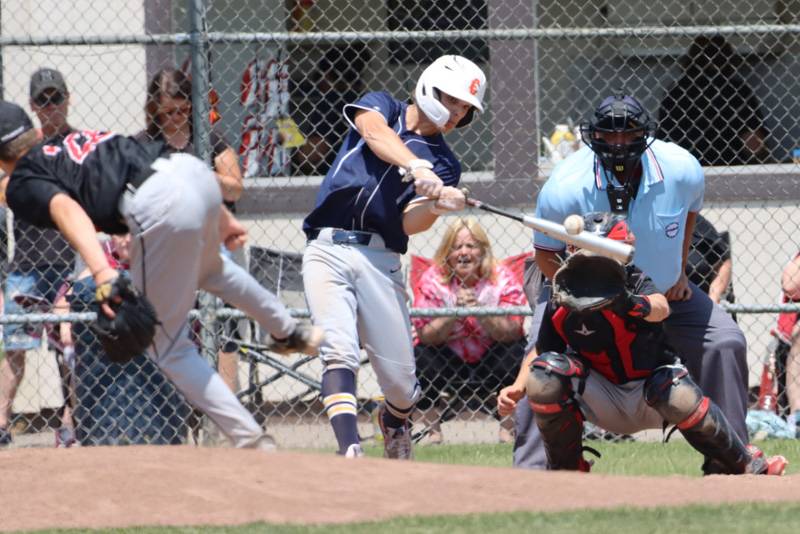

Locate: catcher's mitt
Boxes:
[90,276,159,364]
[553,251,626,313]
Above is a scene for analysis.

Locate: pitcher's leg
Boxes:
[201,254,295,339]
[157,337,266,448]
[125,156,268,448]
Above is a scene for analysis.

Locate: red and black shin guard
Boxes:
[527,352,596,471]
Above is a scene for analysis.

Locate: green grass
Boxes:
[26,503,800,534]
[19,440,800,533]
[357,437,800,476]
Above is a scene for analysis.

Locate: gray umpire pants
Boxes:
[513,279,749,469]
[121,153,297,448]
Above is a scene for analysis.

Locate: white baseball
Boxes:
[563,214,584,235]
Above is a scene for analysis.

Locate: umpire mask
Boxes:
[580,95,655,181]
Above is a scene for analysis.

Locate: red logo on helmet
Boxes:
[469,79,480,96]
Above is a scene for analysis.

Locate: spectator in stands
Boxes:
[67,234,190,445]
[0,68,76,447]
[136,68,243,211]
[686,214,735,306]
[659,34,772,166]
[412,217,527,444]
[779,254,800,437]
[292,44,371,175]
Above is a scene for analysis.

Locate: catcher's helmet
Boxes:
[415,55,486,129]
[580,94,655,176]
[583,212,631,243]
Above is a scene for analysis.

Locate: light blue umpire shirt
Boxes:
[533,138,705,293]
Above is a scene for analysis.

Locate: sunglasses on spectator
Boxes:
[162,104,191,117]
[33,92,66,107]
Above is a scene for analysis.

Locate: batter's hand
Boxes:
[498,383,525,418]
[431,186,466,215]
[412,167,444,199]
[665,272,692,302]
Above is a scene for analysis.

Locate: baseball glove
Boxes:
[90,276,159,364]
[552,250,627,313]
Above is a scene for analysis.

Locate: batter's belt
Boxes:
[307,228,386,248]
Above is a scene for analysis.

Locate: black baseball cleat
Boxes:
[0,426,12,447]
[746,445,788,476]
[266,324,324,356]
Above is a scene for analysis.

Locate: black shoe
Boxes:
[0,427,12,447]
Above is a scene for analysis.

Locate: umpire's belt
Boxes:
[307,228,385,249]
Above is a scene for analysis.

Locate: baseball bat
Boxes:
[463,194,635,263]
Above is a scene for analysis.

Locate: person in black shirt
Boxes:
[686,213,734,305]
[498,212,786,475]
[658,34,772,166]
[0,100,321,450]
[135,68,243,212]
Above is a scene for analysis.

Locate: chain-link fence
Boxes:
[1,0,799,449]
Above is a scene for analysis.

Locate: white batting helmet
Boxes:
[414,55,486,129]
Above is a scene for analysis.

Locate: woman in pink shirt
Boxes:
[412,217,527,443]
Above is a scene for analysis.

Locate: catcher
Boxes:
[498,212,787,475]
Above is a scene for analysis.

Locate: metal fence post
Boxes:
[188,0,218,373]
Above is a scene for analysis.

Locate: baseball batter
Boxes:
[0,100,322,449]
[499,213,787,475]
[302,55,486,459]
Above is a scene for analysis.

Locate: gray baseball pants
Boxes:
[302,228,421,413]
[513,280,748,468]
[120,153,296,448]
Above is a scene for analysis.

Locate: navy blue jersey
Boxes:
[536,265,678,384]
[302,91,461,253]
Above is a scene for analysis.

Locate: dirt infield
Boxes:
[1,446,799,532]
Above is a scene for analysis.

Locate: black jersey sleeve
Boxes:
[6,171,64,228]
[626,265,660,296]
[535,301,568,355]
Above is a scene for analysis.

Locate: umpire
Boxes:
[514,94,750,471]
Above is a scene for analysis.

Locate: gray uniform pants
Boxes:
[121,154,296,448]
[513,280,748,469]
[302,228,420,412]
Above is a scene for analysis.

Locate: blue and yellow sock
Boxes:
[321,368,360,454]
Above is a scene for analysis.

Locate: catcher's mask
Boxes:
[583,212,631,242]
[567,212,632,255]
[580,94,655,187]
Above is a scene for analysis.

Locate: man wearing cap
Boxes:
[29,67,73,139]
[0,69,76,447]
[510,94,750,476]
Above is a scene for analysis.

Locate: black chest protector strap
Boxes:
[599,159,642,214]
